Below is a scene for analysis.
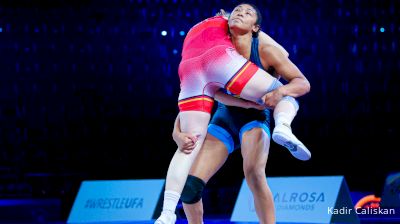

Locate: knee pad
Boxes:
[181,175,206,204]
[282,95,299,111]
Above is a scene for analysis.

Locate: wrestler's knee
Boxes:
[181,175,206,204]
[243,128,265,143]
[243,159,266,188]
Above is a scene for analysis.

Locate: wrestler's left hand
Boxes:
[261,88,284,109]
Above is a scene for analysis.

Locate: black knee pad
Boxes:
[181,175,206,204]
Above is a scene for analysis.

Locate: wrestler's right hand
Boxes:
[173,132,198,154]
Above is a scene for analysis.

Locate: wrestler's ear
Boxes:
[252,24,261,33]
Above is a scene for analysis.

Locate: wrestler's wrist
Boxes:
[277,86,287,97]
[245,101,253,109]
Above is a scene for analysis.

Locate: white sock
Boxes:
[274,112,292,127]
[162,190,180,214]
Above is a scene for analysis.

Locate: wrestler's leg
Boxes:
[183,133,229,224]
[212,47,300,128]
[156,111,210,224]
[241,128,275,224]
[266,83,310,161]
[238,71,310,160]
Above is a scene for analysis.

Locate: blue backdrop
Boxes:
[0,0,398,220]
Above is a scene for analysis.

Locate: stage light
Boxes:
[173,49,178,55]
[380,27,385,33]
[179,31,185,36]
[161,30,167,36]
[0,27,2,32]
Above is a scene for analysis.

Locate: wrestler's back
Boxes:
[182,16,233,60]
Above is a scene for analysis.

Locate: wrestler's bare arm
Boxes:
[258,31,289,57]
[262,46,310,98]
[214,90,265,110]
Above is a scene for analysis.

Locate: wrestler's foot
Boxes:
[272,123,311,161]
[155,211,176,224]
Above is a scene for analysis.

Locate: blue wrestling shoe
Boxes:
[272,123,311,161]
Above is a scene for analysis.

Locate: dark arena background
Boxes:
[0,0,399,223]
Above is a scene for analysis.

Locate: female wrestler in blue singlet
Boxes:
[172,4,309,224]
[156,3,311,223]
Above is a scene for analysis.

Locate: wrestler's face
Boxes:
[228,4,260,34]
